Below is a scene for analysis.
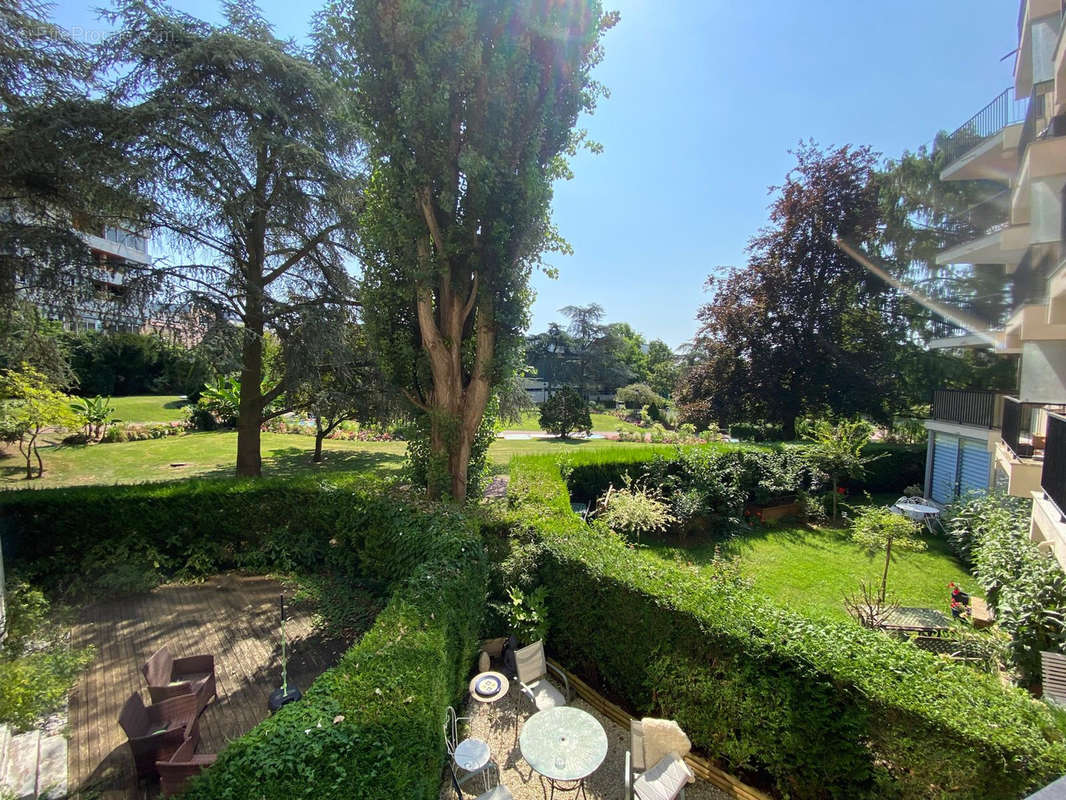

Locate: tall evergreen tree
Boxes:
[102,0,361,477]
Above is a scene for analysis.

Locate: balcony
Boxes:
[930,389,1001,428]
[1032,413,1066,568]
[938,88,1027,183]
[995,396,1064,496]
[935,223,1031,268]
[1042,413,1066,515]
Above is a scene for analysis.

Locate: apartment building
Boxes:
[924,0,1066,567]
[45,218,152,333]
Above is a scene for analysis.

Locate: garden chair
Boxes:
[142,646,217,716]
[514,640,570,712]
[117,692,199,780]
[513,640,570,744]
[624,718,694,800]
[157,736,217,797]
[450,761,513,800]
[444,705,496,793]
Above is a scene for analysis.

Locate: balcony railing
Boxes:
[1002,396,1037,458]
[931,389,1000,428]
[938,88,1028,159]
[1042,413,1066,518]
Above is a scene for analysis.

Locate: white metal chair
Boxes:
[624,719,693,800]
[444,705,495,793]
[450,761,513,800]
[514,641,570,712]
[513,640,570,744]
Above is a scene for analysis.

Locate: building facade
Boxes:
[924,0,1066,568]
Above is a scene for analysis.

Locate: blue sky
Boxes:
[54,0,1019,348]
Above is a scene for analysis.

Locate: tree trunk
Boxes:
[236,304,264,477]
[879,535,893,605]
[19,437,30,480]
[236,168,268,478]
[314,418,325,463]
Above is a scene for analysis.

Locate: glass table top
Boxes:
[519,706,608,782]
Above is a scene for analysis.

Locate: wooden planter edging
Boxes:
[547,659,772,800]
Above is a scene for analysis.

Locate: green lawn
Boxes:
[641,519,973,623]
[509,410,642,433]
[0,431,657,490]
[108,395,189,423]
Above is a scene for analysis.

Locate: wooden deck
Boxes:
[68,575,345,800]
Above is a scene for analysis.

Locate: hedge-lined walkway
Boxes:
[68,575,345,800]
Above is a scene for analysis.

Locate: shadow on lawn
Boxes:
[247,446,404,479]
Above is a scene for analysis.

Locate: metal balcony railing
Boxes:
[1002,396,1035,458]
[1042,413,1066,519]
[938,88,1028,158]
[931,389,1000,428]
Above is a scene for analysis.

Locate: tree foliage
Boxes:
[677,143,893,437]
[320,0,617,500]
[539,386,591,439]
[850,506,926,605]
[800,417,876,521]
[0,365,81,478]
[101,0,361,477]
[284,308,392,462]
[0,0,157,331]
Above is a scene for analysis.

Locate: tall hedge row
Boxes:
[0,477,473,595]
[0,478,487,799]
[508,452,1066,799]
[183,554,485,799]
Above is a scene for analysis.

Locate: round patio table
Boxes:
[893,501,941,522]
[519,706,608,799]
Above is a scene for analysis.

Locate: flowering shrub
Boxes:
[261,415,403,441]
[101,421,190,443]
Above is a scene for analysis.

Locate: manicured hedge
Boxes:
[1,478,487,799]
[507,453,1066,799]
[841,442,926,494]
[183,553,485,799]
[0,477,470,595]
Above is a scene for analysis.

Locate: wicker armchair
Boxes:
[117,693,199,780]
[157,737,217,796]
[142,647,217,716]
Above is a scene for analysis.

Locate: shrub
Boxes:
[505,454,1066,799]
[0,648,95,731]
[728,420,784,442]
[943,492,1066,685]
[595,478,677,540]
[840,442,925,494]
[538,387,591,438]
[0,579,94,732]
[615,383,667,410]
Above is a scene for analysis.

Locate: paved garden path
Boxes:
[67,575,344,800]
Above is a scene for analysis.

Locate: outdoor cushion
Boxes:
[526,678,565,710]
[633,753,694,800]
[640,718,692,770]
